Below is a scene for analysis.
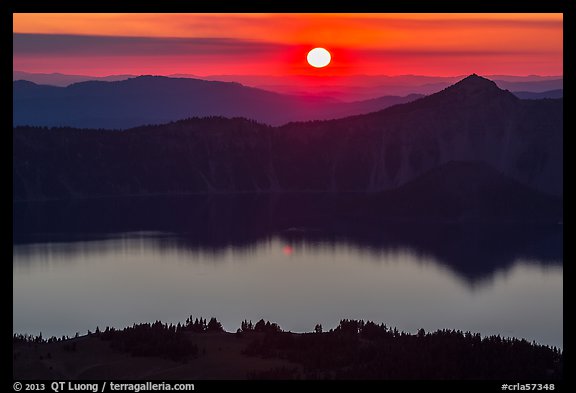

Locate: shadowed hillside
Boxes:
[14,75,562,202]
[13,318,562,380]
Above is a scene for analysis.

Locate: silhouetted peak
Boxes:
[451,74,508,94]
[457,73,498,87]
[424,74,518,104]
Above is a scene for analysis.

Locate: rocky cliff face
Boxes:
[271,74,562,196]
[13,75,562,201]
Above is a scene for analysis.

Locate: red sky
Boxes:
[13,13,563,77]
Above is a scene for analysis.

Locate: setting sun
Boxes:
[307,48,331,68]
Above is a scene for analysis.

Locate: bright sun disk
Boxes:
[307,48,331,68]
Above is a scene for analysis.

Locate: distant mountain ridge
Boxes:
[512,90,563,99]
[13,76,423,128]
[13,75,563,215]
[14,70,562,100]
[13,70,134,86]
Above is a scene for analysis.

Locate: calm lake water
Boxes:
[13,197,563,349]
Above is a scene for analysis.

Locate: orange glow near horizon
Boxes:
[13,13,562,77]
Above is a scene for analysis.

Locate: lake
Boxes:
[12,196,563,349]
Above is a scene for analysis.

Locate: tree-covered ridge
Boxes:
[13,76,563,202]
[245,319,562,380]
[14,317,562,380]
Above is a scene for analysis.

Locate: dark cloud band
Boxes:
[13,33,289,57]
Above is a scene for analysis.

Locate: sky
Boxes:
[13,13,563,77]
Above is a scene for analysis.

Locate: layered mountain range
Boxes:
[13,70,563,100]
[13,76,422,128]
[13,74,563,221]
